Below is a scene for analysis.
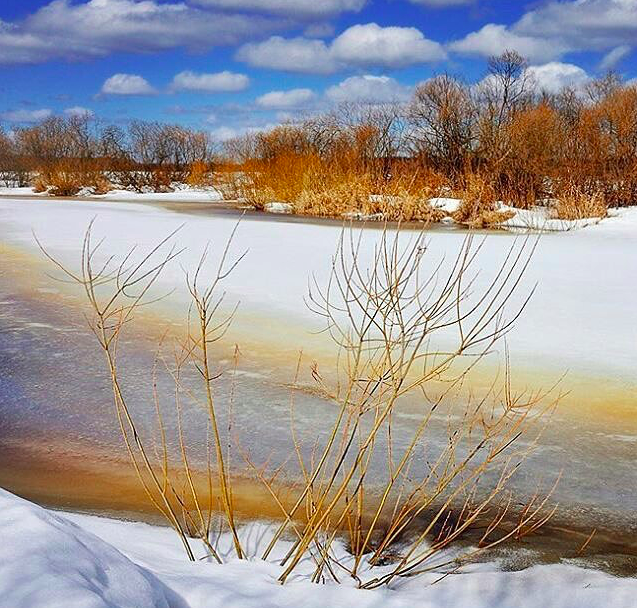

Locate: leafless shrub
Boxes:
[38,221,559,587]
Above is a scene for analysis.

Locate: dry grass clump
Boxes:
[92,173,114,195]
[186,161,212,188]
[33,161,82,196]
[453,174,514,228]
[32,173,49,193]
[32,161,114,196]
[552,185,608,220]
[293,176,447,223]
[367,191,447,222]
[294,176,372,217]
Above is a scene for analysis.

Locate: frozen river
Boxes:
[0,197,635,545]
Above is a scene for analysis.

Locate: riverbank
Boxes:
[1,488,636,608]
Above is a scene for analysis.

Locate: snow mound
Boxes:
[0,489,176,608]
[264,201,293,214]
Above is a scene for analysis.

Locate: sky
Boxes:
[1,0,636,140]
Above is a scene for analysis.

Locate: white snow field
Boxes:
[1,488,636,608]
[0,185,224,203]
[0,196,635,383]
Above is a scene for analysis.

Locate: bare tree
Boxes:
[408,74,477,175]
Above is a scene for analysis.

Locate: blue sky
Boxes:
[1,0,636,139]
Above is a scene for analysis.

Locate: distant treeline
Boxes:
[1,52,636,217]
[0,119,214,194]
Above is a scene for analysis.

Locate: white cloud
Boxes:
[0,0,282,65]
[325,75,411,103]
[256,88,316,108]
[0,108,52,122]
[191,0,365,17]
[303,23,335,38]
[236,36,334,73]
[450,0,637,63]
[211,123,279,141]
[514,0,637,50]
[64,106,94,118]
[237,23,445,73]
[100,74,156,96]
[526,62,590,94]
[171,71,250,93]
[449,24,565,63]
[331,23,447,67]
[599,45,631,70]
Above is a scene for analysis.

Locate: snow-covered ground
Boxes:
[1,196,635,381]
[0,197,635,607]
[0,185,618,230]
[1,488,635,608]
[0,185,224,203]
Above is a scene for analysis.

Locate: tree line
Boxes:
[1,52,636,217]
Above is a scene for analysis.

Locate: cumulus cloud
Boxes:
[191,0,365,18]
[236,36,334,73]
[526,62,590,94]
[0,0,282,65]
[325,75,411,103]
[303,23,336,38]
[256,88,316,108]
[450,0,637,63]
[514,0,637,49]
[171,71,250,93]
[237,23,445,73]
[210,122,279,141]
[331,23,447,67]
[0,108,52,122]
[449,24,565,63]
[100,74,156,96]
[64,106,94,118]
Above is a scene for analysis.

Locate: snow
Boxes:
[0,196,634,383]
[0,185,223,203]
[1,488,635,608]
[264,201,294,214]
[0,489,174,608]
[0,186,46,196]
[429,197,461,214]
[97,187,223,203]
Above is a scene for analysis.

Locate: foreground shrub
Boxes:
[40,224,557,587]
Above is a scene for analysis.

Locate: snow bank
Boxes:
[97,187,223,203]
[0,187,46,196]
[0,185,223,203]
[0,489,175,608]
[264,201,293,214]
[1,489,635,608]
